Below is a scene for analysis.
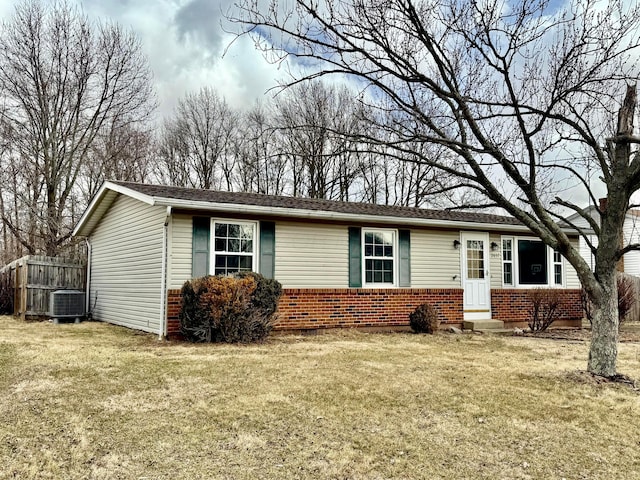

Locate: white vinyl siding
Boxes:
[168,213,193,289]
[565,243,580,289]
[411,230,461,288]
[573,209,640,276]
[623,214,640,276]
[275,221,348,288]
[168,214,583,291]
[89,195,165,333]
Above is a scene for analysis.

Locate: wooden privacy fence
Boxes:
[0,255,86,319]
[621,272,640,323]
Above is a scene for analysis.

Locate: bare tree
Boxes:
[156,87,237,190]
[234,0,640,377]
[78,123,154,204]
[0,0,155,256]
[233,101,288,195]
[273,80,365,200]
[154,121,192,188]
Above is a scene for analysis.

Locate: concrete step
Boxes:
[463,319,505,331]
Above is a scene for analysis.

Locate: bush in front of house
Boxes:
[179,272,282,343]
[409,303,440,334]
[527,288,562,332]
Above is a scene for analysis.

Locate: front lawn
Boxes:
[0,316,638,479]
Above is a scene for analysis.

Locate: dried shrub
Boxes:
[581,274,637,331]
[617,275,636,328]
[409,303,440,334]
[527,288,562,332]
[179,273,282,343]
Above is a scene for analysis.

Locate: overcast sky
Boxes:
[0,0,618,206]
[0,0,290,119]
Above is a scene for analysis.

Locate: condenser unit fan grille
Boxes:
[50,290,85,318]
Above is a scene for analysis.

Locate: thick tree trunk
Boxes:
[587,272,619,377]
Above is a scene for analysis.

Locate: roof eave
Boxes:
[74,183,583,237]
[154,197,578,234]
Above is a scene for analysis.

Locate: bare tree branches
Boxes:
[231,0,640,376]
[0,0,156,256]
[155,87,236,190]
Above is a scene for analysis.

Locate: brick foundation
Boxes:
[491,289,583,327]
[165,287,584,336]
[276,288,463,331]
[167,289,182,337]
[166,287,463,335]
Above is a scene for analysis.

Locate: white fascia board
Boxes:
[103,181,156,205]
[151,197,576,234]
[72,181,156,237]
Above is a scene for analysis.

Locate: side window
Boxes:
[211,221,256,276]
[502,237,514,286]
[363,229,396,286]
[553,249,563,286]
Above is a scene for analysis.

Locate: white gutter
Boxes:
[85,238,92,316]
[158,206,172,340]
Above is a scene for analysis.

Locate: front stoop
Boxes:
[463,319,506,332]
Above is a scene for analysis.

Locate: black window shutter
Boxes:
[192,217,210,278]
[398,229,411,287]
[259,221,276,279]
[348,227,362,288]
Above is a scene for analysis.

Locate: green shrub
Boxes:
[179,272,282,343]
[409,303,440,334]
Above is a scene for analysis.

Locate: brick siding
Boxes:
[165,287,584,336]
[275,288,463,331]
[166,287,463,335]
[166,289,182,337]
[491,289,583,327]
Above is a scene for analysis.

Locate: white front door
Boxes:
[461,232,491,320]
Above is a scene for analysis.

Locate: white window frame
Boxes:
[210,219,259,276]
[362,228,398,287]
[501,236,565,288]
[552,249,564,286]
[502,237,515,287]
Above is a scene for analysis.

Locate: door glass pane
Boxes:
[466,240,484,279]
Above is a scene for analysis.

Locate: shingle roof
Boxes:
[110,180,522,226]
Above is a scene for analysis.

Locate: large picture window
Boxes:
[518,239,547,285]
[363,229,396,286]
[501,237,565,287]
[211,221,256,276]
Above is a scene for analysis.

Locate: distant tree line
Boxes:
[0,1,461,263]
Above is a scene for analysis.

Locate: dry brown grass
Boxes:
[1,316,639,479]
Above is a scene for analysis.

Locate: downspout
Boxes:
[85,238,92,316]
[159,206,172,340]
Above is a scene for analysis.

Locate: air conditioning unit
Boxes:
[50,290,85,324]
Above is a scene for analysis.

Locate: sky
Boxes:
[0,0,290,119]
[0,0,623,208]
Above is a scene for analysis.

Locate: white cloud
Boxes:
[1,0,286,120]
